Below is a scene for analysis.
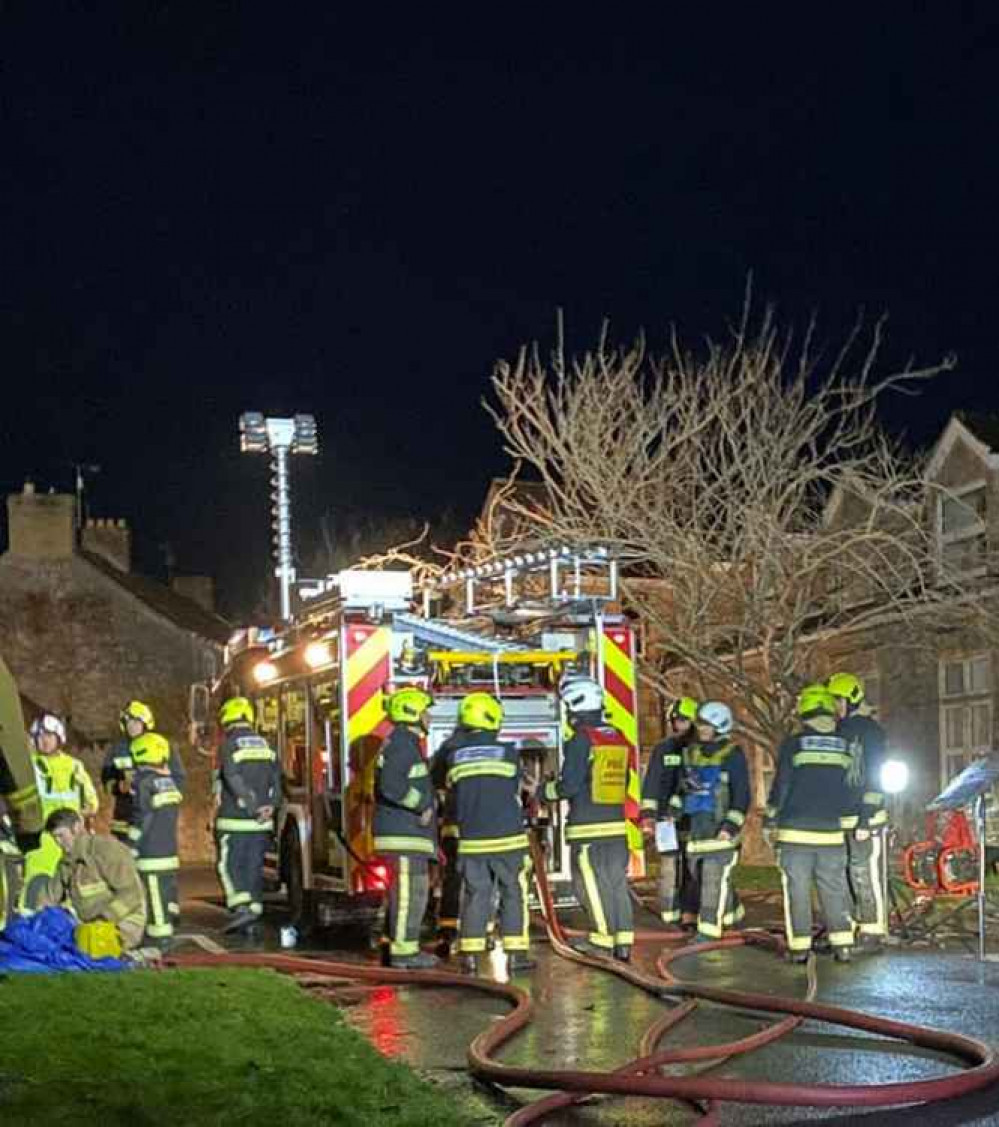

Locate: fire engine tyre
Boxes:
[282,823,311,928]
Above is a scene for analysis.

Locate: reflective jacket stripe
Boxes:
[231,749,277,764]
[374,835,436,855]
[457,833,529,855]
[792,751,853,768]
[776,828,845,846]
[687,836,740,855]
[448,763,518,783]
[215,817,272,832]
[565,821,628,841]
[136,856,180,872]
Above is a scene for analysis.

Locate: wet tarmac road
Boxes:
[176,869,999,1126]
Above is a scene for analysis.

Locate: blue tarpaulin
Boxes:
[0,907,130,973]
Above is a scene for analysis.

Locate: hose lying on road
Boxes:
[170,830,999,1125]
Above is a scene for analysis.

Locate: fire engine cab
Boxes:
[191,547,644,926]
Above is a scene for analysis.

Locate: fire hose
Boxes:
[171,830,999,1124]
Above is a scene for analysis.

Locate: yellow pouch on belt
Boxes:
[591,744,628,804]
[76,920,122,960]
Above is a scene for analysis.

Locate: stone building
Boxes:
[0,482,230,860]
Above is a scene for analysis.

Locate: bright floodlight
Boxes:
[304,640,332,669]
[253,660,279,686]
[881,759,909,795]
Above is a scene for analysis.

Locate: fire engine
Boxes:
[190,546,644,926]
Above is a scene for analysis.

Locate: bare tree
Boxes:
[483,301,983,756]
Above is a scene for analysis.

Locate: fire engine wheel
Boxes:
[282,824,311,928]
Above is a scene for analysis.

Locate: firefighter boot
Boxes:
[224,908,259,934]
[436,927,457,960]
[833,947,852,964]
[786,950,810,965]
[507,951,537,972]
[459,953,479,975]
[392,951,439,970]
[613,945,632,963]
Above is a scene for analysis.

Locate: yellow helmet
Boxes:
[219,697,255,728]
[386,686,433,725]
[669,697,699,723]
[120,700,155,732]
[458,692,503,732]
[131,732,171,765]
[826,672,865,707]
[797,683,837,718]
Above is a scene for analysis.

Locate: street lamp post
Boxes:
[239,412,318,622]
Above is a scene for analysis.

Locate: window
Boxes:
[282,685,309,789]
[938,483,988,578]
[939,654,993,784]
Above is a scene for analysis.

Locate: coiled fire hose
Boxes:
[171,830,999,1124]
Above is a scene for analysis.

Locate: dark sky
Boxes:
[3,7,999,616]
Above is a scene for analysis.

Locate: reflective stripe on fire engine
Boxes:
[565,821,628,841]
[374,835,436,856]
[457,833,529,855]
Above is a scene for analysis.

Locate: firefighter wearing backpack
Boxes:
[544,675,634,961]
[641,696,700,929]
[374,686,438,969]
[828,671,888,951]
[20,713,99,911]
[440,692,535,975]
[765,684,856,964]
[129,732,183,948]
[672,701,750,941]
[215,697,281,935]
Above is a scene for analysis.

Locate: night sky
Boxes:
[3,8,999,617]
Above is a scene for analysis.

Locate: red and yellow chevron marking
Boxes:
[601,626,645,874]
[343,625,392,882]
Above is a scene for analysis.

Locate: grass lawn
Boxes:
[0,967,484,1126]
[732,864,782,892]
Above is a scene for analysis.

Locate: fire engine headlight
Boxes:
[881,759,909,795]
[304,641,332,669]
[253,660,279,686]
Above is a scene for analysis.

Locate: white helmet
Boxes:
[30,712,67,748]
[697,701,733,736]
[558,675,604,715]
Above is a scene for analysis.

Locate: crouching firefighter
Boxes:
[374,687,438,969]
[442,692,536,976]
[545,675,634,961]
[129,732,183,948]
[678,702,750,942]
[641,696,700,930]
[828,671,888,951]
[215,697,280,935]
[766,684,856,964]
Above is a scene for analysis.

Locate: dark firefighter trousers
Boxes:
[778,843,854,952]
[571,839,634,951]
[458,851,531,955]
[386,855,430,960]
[216,828,269,918]
[692,844,744,939]
[657,842,700,926]
[138,860,180,941]
[437,835,462,936]
[847,830,888,937]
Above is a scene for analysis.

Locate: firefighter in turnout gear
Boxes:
[766,685,856,964]
[129,732,183,947]
[430,731,462,957]
[0,812,23,930]
[20,713,99,912]
[440,692,535,975]
[374,687,438,969]
[101,700,187,846]
[0,656,43,862]
[641,696,700,929]
[828,671,889,950]
[215,697,280,934]
[676,702,750,941]
[545,675,634,961]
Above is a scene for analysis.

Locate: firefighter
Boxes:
[430,732,462,957]
[373,686,438,969]
[129,732,183,948]
[0,656,44,855]
[827,671,888,951]
[440,692,535,975]
[641,696,700,929]
[45,807,148,950]
[544,675,634,961]
[20,713,99,912]
[101,700,187,846]
[215,696,280,934]
[765,684,856,964]
[0,811,23,930]
[677,701,750,942]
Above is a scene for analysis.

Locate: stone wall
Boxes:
[0,552,220,861]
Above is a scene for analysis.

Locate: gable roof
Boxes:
[80,550,230,644]
[926,412,999,480]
